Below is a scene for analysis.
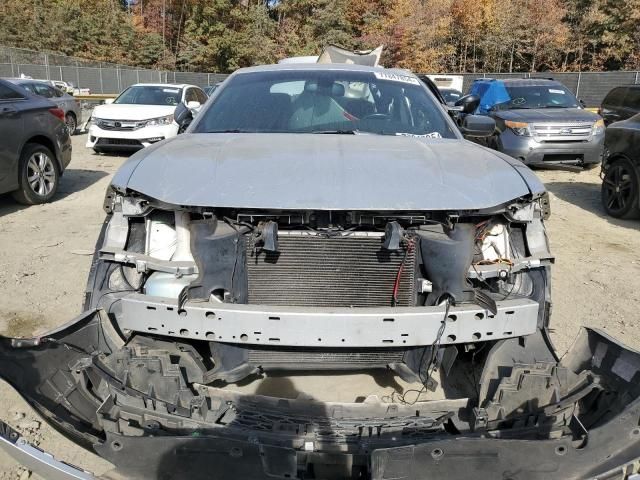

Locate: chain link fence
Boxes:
[0,46,228,94]
[2,46,640,106]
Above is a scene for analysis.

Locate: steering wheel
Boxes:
[360,113,391,121]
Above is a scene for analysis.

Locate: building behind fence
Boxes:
[2,45,640,106]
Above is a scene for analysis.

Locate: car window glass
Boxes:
[53,87,65,98]
[34,83,56,98]
[604,87,626,107]
[185,88,198,103]
[0,82,24,100]
[22,84,37,94]
[194,88,207,104]
[114,86,182,105]
[194,70,457,138]
[625,88,640,109]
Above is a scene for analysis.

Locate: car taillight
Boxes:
[49,108,65,122]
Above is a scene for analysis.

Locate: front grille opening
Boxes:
[543,153,584,162]
[246,235,416,307]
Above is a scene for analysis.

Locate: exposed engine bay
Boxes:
[91,188,553,387]
[1,189,640,479]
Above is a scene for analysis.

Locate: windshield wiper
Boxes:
[309,129,360,135]
[205,129,250,133]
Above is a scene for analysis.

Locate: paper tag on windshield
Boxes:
[374,71,420,85]
[548,89,565,94]
[163,88,179,93]
[396,132,442,138]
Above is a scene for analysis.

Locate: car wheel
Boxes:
[601,157,640,219]
[11,143,59,205]
[65,113,77,135]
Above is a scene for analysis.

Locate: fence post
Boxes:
[117,67,122,92]
[635,72,639,84]
[44,53,50,80]
[9,48,15,77]
[75,60,81,90]
[208,73,211,86]
[59,66,63,82]
[136,69,140,84]
[576,72,582,97]
[99,67,104,94]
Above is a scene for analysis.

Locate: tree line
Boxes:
[1,0,638,74]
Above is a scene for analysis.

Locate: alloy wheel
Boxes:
[602,163,633,215]
[26,152,56,197]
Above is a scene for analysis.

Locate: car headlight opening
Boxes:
[504,120,531,136]
[146,114,175,126]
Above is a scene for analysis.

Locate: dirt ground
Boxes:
[0,134,638,478]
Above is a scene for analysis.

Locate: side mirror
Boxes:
[104,98,114,105]
[186,101,201,110]
[454,94,481,114]
[578,98,587,108]
[459,115,496,137]
[174,102,194,134]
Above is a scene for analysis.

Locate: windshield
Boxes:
[114,85,183,106]
[494,84,579,110]
[192,70,457,138]
[440,89,463,104]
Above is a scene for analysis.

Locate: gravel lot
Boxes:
[0,133,638,478]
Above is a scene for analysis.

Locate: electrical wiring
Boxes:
[384,298,452,405]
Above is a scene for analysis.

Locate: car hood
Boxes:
[496,107,599,123]
[112,133,542,211]
[92,103,176,121]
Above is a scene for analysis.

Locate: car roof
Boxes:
[232,62,419,79]
[4,78,52,85]
[129,83,197,89]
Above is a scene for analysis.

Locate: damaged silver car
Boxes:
[1,64,640,480]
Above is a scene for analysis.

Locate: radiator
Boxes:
[246,234,416,307]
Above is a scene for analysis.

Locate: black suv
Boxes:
[600,85,640,126]
[0,78,72,204]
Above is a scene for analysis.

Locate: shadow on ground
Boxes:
[0,168,109,216]
[545,180,640,231]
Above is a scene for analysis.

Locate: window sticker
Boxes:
[548,89,565,94]
[396,132,443,138]
[374,71,420,85]
[163,88,180,93]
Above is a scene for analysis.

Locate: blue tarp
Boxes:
[469,80,511,114]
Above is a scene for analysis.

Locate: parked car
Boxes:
[0,78,72,204]
[86,83,207,152]
[469,78,604,169]
[438,87,463,105]
[5,77,82,134]
[1,64,637,480]
[48,79,75,95]
[600,112,640,218]
[599,85,640,126]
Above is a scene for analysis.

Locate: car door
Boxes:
[601,87,627,125]
[0,81,26,193]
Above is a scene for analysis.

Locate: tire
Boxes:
[93,147,104,154]
[601,157,640,219]
[11,143,60,205]
[65,113,77,135]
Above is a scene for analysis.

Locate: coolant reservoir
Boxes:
[144,272,197,298]
[143,211,198,299]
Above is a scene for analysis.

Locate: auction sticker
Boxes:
[374,71,420,85]
[548,89,565,94]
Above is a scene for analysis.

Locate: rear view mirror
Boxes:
[459,115,495,137]
[454,94,481,114]
[174,102,194,134]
